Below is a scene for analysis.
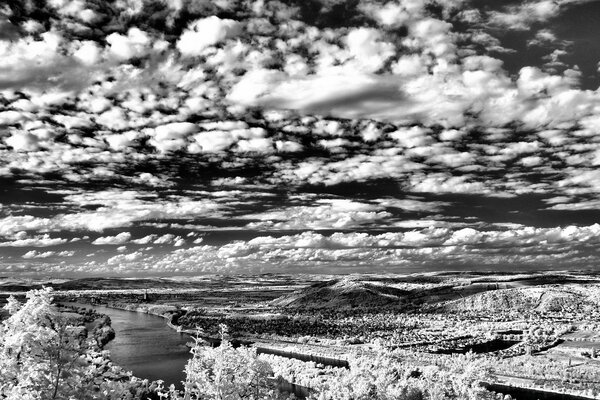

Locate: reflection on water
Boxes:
[431,339,520,355]
[68,303,191,388]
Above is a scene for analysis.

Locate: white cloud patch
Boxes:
[106,28,152,61]
[23,250,56,259]
[487,1,561,31]
[243,199,391,230]
[73,41,103,65]
[92,232,132,245]
[0,30,93,91]
[107,251,144,264]
[346,28,395,72]
[177,16,241,57]
[22,250,74,259]
[4,131,40,152]
[0,190,224,236]
[0,234,68,247]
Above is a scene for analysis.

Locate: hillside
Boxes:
[442,284,600,314]
[270,278,409,309]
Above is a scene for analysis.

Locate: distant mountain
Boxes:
[270,278,409,309]
[52,278,172,291]
[0,277,194,292]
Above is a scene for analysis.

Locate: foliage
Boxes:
[180,327,288,400]
[0,288,96,399]
[300,352,496,400]
[0,288,154,400]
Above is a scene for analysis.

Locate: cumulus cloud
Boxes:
[92,232,132,245]
[243,199,391,230]
[22,250,74,259]
[189,127,268,153]
[346,28,395,72]
[73,41,103,65]
[107,251,144,264]
[106,28,152,61]
[0,234,68,247]
[23,250,56,259]
[0,30,93,91]
[4,131,40,152]
[149,122,198,152]
[177,16,241,57]
[0,190,224,237]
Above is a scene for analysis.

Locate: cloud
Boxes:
[239,71,416,123]
[149,122,198,152]
[0,234,68,247]
[0,111,31,125]
[408,174,492,195]
[373,198,448,213]
[243,199,391,230]
[4,131,40,152]
[23,250,55,259]
[189,127,268,153]
[345,27,395,72]
[154,122,198,140]
[22,250,74,259]
[0,190,224,236]
[92,232,132,245]
[20,223,599,275]
[73,41,103,65]
[107,251,144,264]
[0,30,93,91]
[527,29,559,47]
[177,16,241,57]
[487,1,561,30]
[153,234,181,245]
[0,217,55,238]
[132,234,156,244]
[106,28,152,61]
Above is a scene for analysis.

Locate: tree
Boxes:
[306,352,496,400]
[0,288,98,399]
[182,327,287,400]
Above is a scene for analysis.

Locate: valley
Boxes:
[3,271,600,398]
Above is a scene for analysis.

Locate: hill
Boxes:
[442,284,600,314]
[270,278,409,309]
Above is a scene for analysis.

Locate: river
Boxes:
[69,303,191,388]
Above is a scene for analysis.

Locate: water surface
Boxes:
[70,303,191,388]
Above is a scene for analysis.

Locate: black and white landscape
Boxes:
[1,0,600,399]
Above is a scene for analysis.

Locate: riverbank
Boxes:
[67,301,194,389]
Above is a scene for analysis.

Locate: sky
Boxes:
[1,0,600,278]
